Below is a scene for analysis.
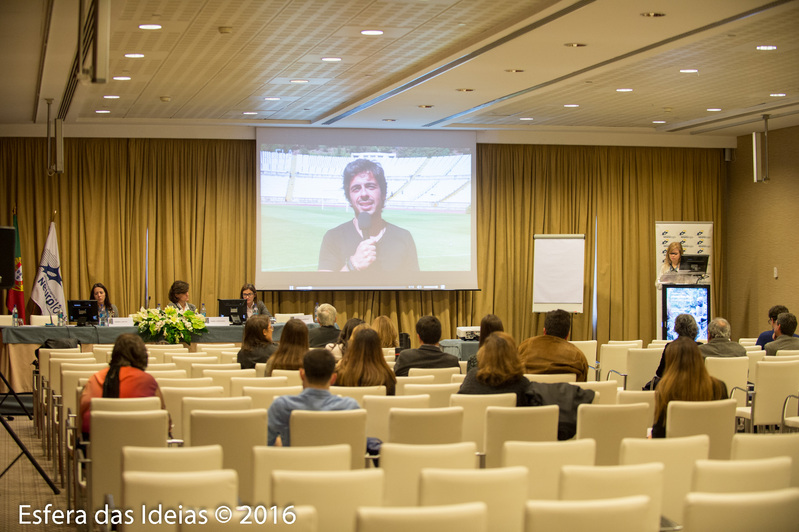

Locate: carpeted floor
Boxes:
[1,414,76,532]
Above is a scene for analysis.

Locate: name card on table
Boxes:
[109,317,134,327]
[206,317,230,326]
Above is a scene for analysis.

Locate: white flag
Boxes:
[31,222,66,316]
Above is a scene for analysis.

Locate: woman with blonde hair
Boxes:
[652,337,727,438]
[336,327,396,395]
[371,315,399,349]
[660,241,684,277]
[265,318,309,376]
[458,331,528,406]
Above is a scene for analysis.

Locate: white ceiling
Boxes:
[1,0,798,144]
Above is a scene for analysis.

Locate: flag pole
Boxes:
[50,210,57,223]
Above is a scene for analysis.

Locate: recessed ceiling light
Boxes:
[264,97,281,101]
[756,45,777,51]
[112,76,131,81]
[564,43,587,47]
[707,108,722,112]
[124,53,144,58]
[103,95,120,99]
[138,24,162,30]
[616,88,633,92]
[680,69,698,73]
[159,96,171,102]
[770,93,787,97]
[652,120,666,124]
[321,57,342,62]
[456,88,474,92]
[290,79,309,84]
[564,104,579,108]
[505,69,524,73]
[519,117,534,121]
[418,105,433,109]
[95,110,110,114]
[243,112,258,115]
[382,119,396,122]
[361,30,383,36]
[641,12,666,17]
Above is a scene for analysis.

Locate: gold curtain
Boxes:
[1,138,723,346]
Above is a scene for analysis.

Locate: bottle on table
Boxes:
[201,303,207,318]
[12,305,18,326]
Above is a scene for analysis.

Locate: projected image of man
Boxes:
[318,159,419,272]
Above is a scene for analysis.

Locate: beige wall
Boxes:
[726,125,799,339]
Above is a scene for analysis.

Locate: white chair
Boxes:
[380,442,478,506]
[193,363,241,379]
[738,338,758,346]
[389,407,463,444]
[146,369,188,379]
[705,356,748,406]
[202,368,256,394]
[194,342,236,351]
[357,502,487,532]
[483,405,558,468]
[160,386,225,441]
[575,403,649,465]
[598,343,636,383]
[290,409,367,469]
[395,375,435,394]
[229,376,289,396]
[329,385,386,407]
[271,369,302,386]
[569,340,598,380]
[191,408,268,504]
[731,432,799,487]
[243,385,303,411]
[570,380,618,404]
[90,397,163,411]
[616,390,656,422]
[403,383,460,408]
[620,435,709,524]
[450,393,515,453]
[559,462,663,532]
[524,373,577,383]
[252,444,351,506]
[667,399,737,459]
[363,394,430,442]
[172,355,220,374]
[525,495,652,532]
[180,507,318,531]
[737,361,799,432]
[745,350,766,381]
[155,377,214,388]
[272,469,383,532]
[692,456,792,493]
[681,488,799,532]
[122,444,224,472]
[502,439,595,500]
[777,349,799,357]
[409,367,461,384]
[451,373,466,384]
[620,348,662,390]
[419,467,528,532]
[181,396,252,446]
[608,340,643,348]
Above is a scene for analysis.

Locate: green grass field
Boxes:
[262,204,471,272]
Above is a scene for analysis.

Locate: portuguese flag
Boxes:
[6,211,25,322]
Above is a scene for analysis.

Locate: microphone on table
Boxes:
[357,212,372,241]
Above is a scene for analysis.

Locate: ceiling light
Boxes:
[243,112,258,115]
[95,110,110,114]
[505,69,524,73]
[519,117,534,121]
[680,69,698,73]
[218,26,233,34]
[707,108,722,112]
[382,119,396,122]
[564,43,587,47]
[138,24,161,30]
[321,57,342,62]
[652,120,666,124]
[361,30,384,36]
[159,96,171,102]
[456,88,474,92]
[264,97,281,101]
[641,12,666,17]
[756,45,777,51]
[112,76,131,81]
[124,53,144,58]
[564,104,579,108]
[770,93,786,97]
[616,88,633,92]
[290,79,309,84]
[418,105,433,109]
[103,95,120,99]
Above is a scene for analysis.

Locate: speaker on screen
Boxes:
[0,226,15,290]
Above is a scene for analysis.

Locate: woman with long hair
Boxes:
[326,317,365,361]
[458,331,528,406]
[237,315,277,369]
[466,314,505,372]
[90,282,118,318]
[336,327,397,395]
[79,334,166,435]
[660,241,684,277]
[371,315,399,349]
[265,318,309,376]
[652,337,728,438]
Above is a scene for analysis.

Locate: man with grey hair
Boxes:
[646,314,701,389]
[765,312,799,356]
[699,317,746,359]
[308,303,341,347]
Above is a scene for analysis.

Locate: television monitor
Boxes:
[68,300,99,326]
[679,254,710,274]
[662,284,710,341]
[218,299,247,325]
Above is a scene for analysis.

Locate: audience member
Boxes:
[393,315,459,377]
[755,305,797,348]
[79,334,167,436]
[458,332,528,406]
[335,328,397,395]
[309,303,340,347]
[699,317,747,359]
[765,312,799,356]
[650,313,701,386]
[371,315,399,351]
[466,314,504,372]
[518,309,588,382]
[237,315,277,369]
[90,282,118,318]
[267,348,360,446]
[325,317,364,360]
[240,283,271,319]
[652,337,728,438]
[265,318,308,376]
[167,280,196,312]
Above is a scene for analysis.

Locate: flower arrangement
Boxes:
[132,306,208,344]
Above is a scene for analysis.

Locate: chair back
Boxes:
[575,403,649,465]
[181,396,252,446]
[363,394,430,441]
[692,456,792,493]
[502,439,595,500]
[451,373,466,384]
[682,488,799,532]
[290,409,367,469]
[172,355,219,374]
[155,377,213,388]
[201,368,256,394]
[229,376,289,396]
[625,348,662,390]
[91,397,162,411]
[329,385,387,407]
[616,390,655,422]
[271,369,302,386]
[776,349,799,357]
[525,495,651,532]
[449,393,516,452]
[569,340,598,380]
[598,344,635,383]
[41,351,88,382]
[122,444,224,472]
[357,502,487,532]
[731,433,799,487]
[389,407,463,445]
[194,343,236,351]
[745,350,766,381]
[705,356,748,406]
[193,363,241,379]
[395,375,435,394]
[242,386,303,411]
[570,380,618,404]
[403,383,459,408]
[146,370,188,379]
[143,363,178,371]
[159,386,225,441]
[750,360,799,426]
[484,405,558,468]
[408,367,461,384]
[666,398,737,459]
[607,340,643,348]
[524,373,576,383]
